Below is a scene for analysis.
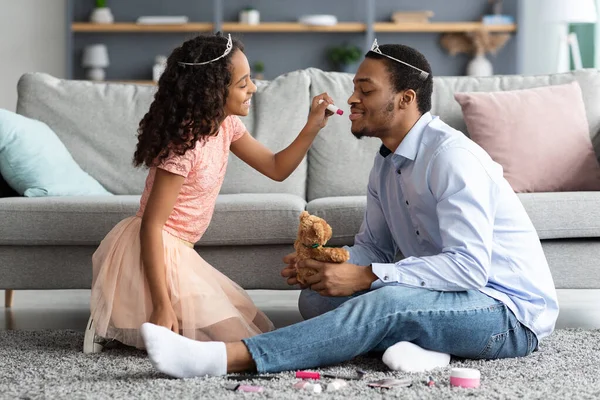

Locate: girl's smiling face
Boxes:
[224,49,257,117]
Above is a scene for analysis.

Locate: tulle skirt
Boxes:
[90,216,274,349]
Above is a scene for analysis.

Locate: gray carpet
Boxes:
[1,329,599,399]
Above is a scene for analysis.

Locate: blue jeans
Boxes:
[242,286,538,373]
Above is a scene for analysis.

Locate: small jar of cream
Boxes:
[450,368,481,388]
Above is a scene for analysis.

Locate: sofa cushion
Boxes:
[16,72,310,199]
[455,82,600,193]
[0,193,305,246]
[305,192,600,247]
[306,69,381,201]
[306,196,366,246]
[517,192,600,239]
[0,109,111,197]
[432,69,600,158]
[16,73,154,195]
[220,71,310,198]
[201,193,306,245]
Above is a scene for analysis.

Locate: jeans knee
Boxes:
[298,289,324,320]
[298,289,348,320]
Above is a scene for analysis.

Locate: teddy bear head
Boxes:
[297,211,333,247]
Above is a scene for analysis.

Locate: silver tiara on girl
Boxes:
[178,34,233,66]
[369,38,429,81]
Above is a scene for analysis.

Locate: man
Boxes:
[140,42,558,378]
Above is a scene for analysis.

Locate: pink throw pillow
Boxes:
[454,81,600,193]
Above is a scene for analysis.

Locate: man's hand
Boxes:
[300,259,378,297]
[281,252,309,288]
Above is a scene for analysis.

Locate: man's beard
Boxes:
[351,128,372,139]
[351,101,395,139]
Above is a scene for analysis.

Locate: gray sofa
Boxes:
[2,69,600,297]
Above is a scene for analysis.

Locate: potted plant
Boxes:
[239,7,260,25]
[327,44,362,73]
[253,61,265,80]
[90,0,114,24]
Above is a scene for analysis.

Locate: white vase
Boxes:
[466,54,493,77]
[86,67,106,81]
[90,8,114,24]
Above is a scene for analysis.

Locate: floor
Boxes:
[1,289,600,332]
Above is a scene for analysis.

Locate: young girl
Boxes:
[84,33,334,353]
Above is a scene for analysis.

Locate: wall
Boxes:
[516,0,563,75]
[71,0,518,81]
[0,0,66,111]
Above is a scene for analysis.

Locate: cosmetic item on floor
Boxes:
[224,383,264,393]
[226,374,278,381]
[326,379,348,391]
[367,377,412,389]
[323,369,366,380]
[427,376,435,387]
[296,371,320,380]
[449,368,481,388]
[296,369,366,380]
[293,381,323,393]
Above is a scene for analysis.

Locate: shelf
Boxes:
[374,22,517,33]
[222,22,366,32]
[71,22,213,32]
[72,22,516,34]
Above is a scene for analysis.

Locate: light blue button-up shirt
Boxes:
[347,112,558,340]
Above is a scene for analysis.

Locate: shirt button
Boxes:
[416,230,420,235]
[384,275,389,281]
[421,281,426,286]
[397,169,401,175]
[405,200,409,205]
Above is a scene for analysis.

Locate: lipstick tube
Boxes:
[296,371,320,380]
[317,99,344,115]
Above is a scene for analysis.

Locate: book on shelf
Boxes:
[391,11,434,24]
[481,15,514,25]
[136,16,189,25]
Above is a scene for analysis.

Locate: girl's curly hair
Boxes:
[133,33,244,168]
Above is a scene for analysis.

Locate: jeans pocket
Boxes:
[477,331,509,360]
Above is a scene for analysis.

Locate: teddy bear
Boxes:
[294,211,350,285]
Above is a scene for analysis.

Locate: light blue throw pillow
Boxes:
[0,109,112,197]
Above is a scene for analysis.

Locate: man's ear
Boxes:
[398,89,417,110]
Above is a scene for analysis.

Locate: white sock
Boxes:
[140,323,227,378]
[382,341,450,373]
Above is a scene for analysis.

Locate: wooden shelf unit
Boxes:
[71,22,213,32]
[67,0,518,82]
[222,22,366,32]
[374,22,516,33]
[71,22,516,34]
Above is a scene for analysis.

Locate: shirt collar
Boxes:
[378,112,433,160]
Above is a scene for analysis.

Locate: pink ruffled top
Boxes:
[136,116,246,243]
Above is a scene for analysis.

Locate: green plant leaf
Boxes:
[327,43,362,65]
[253,61,265,73]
